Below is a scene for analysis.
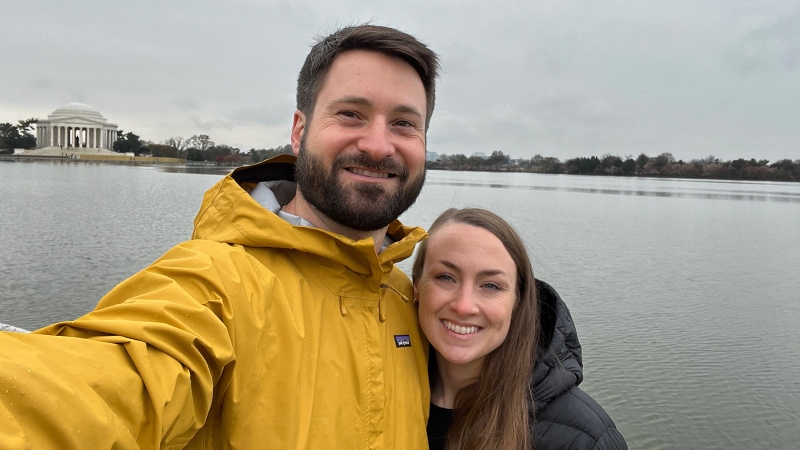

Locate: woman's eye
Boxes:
[482,282,502,291]
[434,274,454,282]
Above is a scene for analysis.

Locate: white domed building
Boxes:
[28,103,119,155]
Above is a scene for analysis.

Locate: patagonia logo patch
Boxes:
[394,335,411,348]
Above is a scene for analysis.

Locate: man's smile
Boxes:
[346,167,396,179]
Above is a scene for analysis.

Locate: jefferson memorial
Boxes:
[25,102,119,155]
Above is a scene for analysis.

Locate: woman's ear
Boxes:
[413,286,419,304]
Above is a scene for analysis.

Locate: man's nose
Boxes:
[449,288,479,316]
[357,119,395,161]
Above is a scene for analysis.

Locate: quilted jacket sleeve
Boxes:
[0,240,248,450]
[533,386,627,450]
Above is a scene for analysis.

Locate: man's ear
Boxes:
[291,110,306,156]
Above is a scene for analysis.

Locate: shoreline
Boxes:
[0,154,234,168]
[425,166,800,183]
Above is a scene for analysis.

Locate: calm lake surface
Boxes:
[2,160,799,449]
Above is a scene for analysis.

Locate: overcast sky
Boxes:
[2,0,798,161]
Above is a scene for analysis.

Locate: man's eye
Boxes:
[394,120,415,128]
[340,111,358,118]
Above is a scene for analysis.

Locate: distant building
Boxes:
[426,152,439,161]
[34,103,119,150]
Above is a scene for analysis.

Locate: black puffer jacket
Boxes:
[531,280,627,450]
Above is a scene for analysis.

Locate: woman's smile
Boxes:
[441,319,482,336]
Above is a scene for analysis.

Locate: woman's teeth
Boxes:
[443,320,479,335]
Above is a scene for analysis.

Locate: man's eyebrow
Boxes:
[330,95,372,107]
[393,104,424,121]
[329,96,424,121]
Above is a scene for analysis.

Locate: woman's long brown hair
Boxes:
[413,208,538,450]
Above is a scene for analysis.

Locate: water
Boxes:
[2,161,799,449]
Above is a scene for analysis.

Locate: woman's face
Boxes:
[415,222,517,371]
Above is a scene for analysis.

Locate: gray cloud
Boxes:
[725,13,800,73]
[1,0,798,161]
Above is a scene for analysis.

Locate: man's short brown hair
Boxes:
[296,25,440,130]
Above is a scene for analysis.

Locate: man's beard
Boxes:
[294,137,426,232]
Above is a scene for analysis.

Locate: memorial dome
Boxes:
[49,102,107,123]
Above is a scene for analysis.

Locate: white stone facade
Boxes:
[35,102,118,150]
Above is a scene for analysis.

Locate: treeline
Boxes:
[428,151,800,181]
[112,131,292,165]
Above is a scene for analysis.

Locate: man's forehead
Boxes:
[317,50,426,109]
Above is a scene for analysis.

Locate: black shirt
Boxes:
[427,403,454,450]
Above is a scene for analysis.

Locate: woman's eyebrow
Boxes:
[436,260,508,278]
[435,260,461,272]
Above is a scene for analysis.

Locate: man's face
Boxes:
[292,50,428,232]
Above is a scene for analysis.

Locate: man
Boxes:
[0,25,439,449]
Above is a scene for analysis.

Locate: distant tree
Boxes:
[113,132,145,154]
[635,153,649,174]
[18,118,38,134]
[622,157,636,175]
[164,136,187,153]
[653,152,675,169]
[0,119,38,152]
[539,157,562,174]
[247,144,293,163]
[487,150,510,167]
[146,143,178,158]
[186,149,204,161]
[187,134,214,153]
[565,156,600,174]
[0,123,17,153]
[222,154,249,166]
[205,144,238,163]
[701,163,731,179]
[771,159,799,178]
[731,158,747,170]
[450,153,468,167]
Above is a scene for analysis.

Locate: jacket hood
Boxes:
[191,154,427,277]
[531,280,584,413]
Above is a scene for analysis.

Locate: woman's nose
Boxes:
[449,289,479,316]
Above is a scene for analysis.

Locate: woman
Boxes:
[413,208,626,450]
[413,208,538,450]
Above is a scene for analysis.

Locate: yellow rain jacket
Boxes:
[0,155,430,449]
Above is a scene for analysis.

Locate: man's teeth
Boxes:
[350,168,389,178]
[443,320,479,335]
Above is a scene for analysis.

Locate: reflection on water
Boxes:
[159,165,235,176]
[2,162,800,450]
[426,180,800,203]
